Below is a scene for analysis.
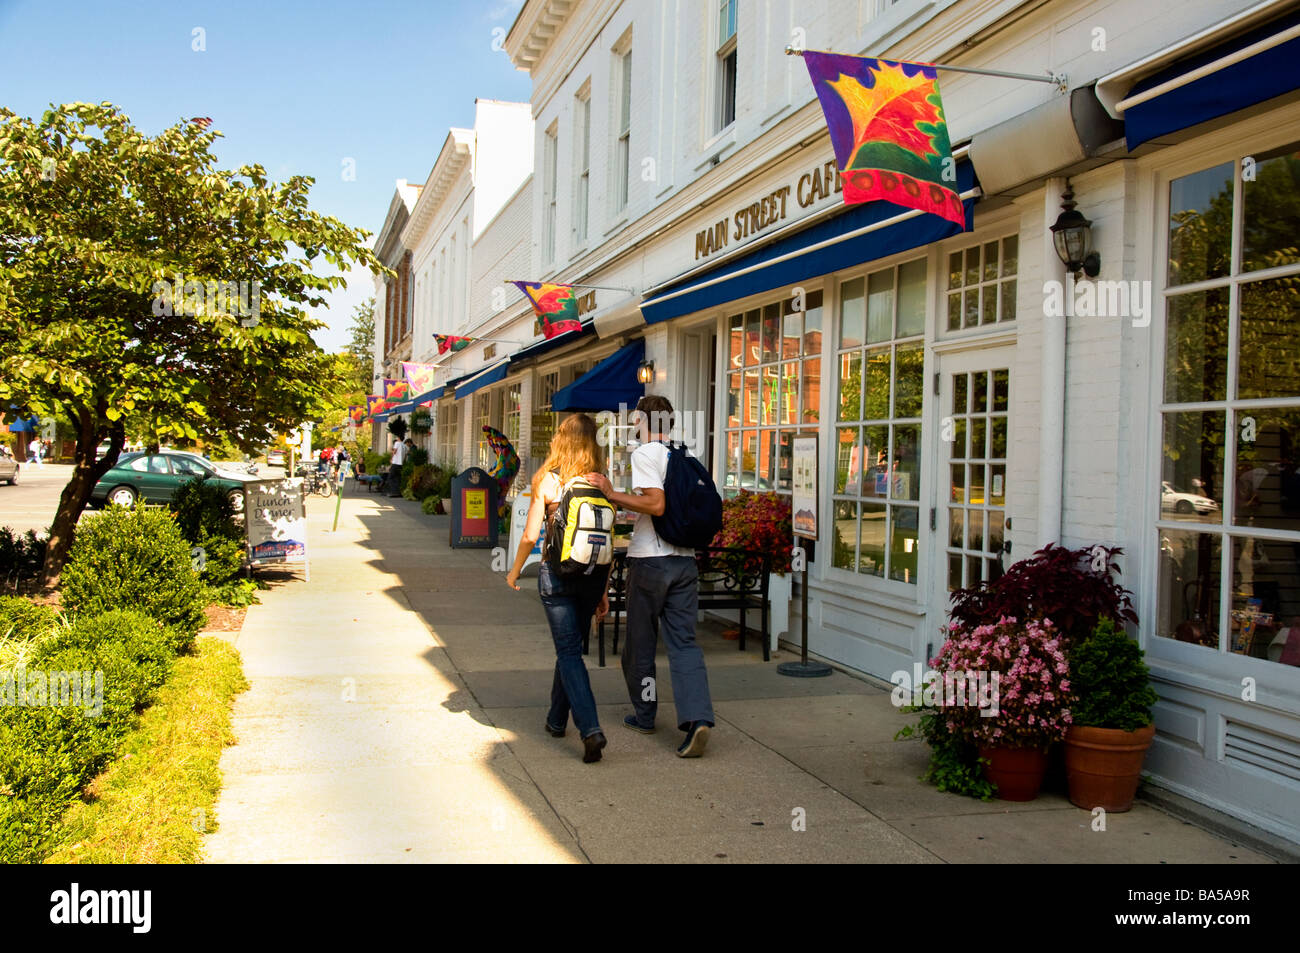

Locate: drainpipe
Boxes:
[1038,176,1067,547]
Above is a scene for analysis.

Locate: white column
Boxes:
[1038,176,1068,547]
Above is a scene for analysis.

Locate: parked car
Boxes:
[90,451,254,510]
[0,446,19,485]
[1161,480,1220,515]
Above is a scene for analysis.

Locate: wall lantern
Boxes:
[1050,184,1101,279]
[637,360,655,385]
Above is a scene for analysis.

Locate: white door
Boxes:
[933,347,1013,632]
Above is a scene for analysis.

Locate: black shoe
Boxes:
[583,731,607,763]
[676,722,712,758]
[622,714,655,734]
[544,721,565,738]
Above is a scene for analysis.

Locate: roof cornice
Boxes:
[403,129,474,247]
[504,0,577,73]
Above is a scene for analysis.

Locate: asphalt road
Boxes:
[0,462,75,535]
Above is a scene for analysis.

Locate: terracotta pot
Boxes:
[979,746,1049,801]
[1064,722,1156,812]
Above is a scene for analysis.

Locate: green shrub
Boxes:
[421,496,440,515]
[363,451,390,475]
[0,527,48,592]
[407,464,439,500]
[61,506,206,650]
[42,610,176,700]
[0,595,61,642]
[169,477,245,585]
[1069,618,1160,731]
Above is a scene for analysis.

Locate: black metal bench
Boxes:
[590,545,773,666]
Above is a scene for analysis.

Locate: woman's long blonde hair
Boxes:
[533,413,604,491]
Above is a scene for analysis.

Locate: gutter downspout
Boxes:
[1038,177,1067,548]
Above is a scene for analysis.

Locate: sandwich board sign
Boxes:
[449,467,497,549]
[508,487,543,573]
[245,478,309,579]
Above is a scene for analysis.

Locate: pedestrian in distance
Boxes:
[386,436,407,495]
[506,414,614,764]
[586,395,718,758]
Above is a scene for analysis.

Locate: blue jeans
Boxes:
[622,555,714,732]
[538,562,605,739]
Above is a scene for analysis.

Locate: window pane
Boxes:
[950,462,966,500]
[967,508,984,551]
[1238,278,1300,400]
[1233,408,1300,532]
[1164,288,1229,403]
[1242,143,1300,272]
[862,424,888,498]
[892,423,920,501]
[761,364,779,424]
[947,293,961,331]
[947,252,962,290]
[963,288,979,328]
[866,268,894,344]
[948,507,964,548]
[802,291,823,353]
[983,241,999,281]
[757,430,776,490]
[864,348,890,420]
[952,373,967,415]
[743,310,759,365]
[1002,235,1018,276]
[992,369,1009,411]
[744,368,759,424]
[836,426,862,494]
[970,418,987,459]
[858,502,886,576]
[965,247,979,286]
[741,430,757,488]
[990,416,1007,458]
[890,505,919,584]
[782,308,803,358]
[897,258,926,337]
[1156,530,1222,649]
[725,430,741,491]
[802,357,821,425]
[999,279,1017,322]
[972,371,988,413]
[952,419,967,460]
[990,464,1005,506]
[1161,411,1224,524]
[780,363,799,425]
[727,371,741,427]
[981,283,997,325]
[837,352,861,421]
[832,500,858,570]
[893,343,923,418]
[1168,162,1233,286]
[762,303,781,362]
[728,313,743,368]
[840,277,865,348]
[777,430,794,491]
[1230,538,1300,664]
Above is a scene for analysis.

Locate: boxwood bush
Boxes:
[169,476,245,586]
[0,595,60,642]
[61,506,206,650]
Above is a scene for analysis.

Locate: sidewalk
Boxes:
[205,486,1277,863]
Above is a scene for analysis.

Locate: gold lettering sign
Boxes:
[694,158,842,260]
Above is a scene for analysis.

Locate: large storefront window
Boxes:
[473,390,493,470]
[436,401,458,467]
[1157,141,1300,669]
[832,259,925,584]
[722,290,822,496]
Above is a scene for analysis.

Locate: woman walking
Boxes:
[505,414,611,763]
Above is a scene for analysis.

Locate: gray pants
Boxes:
[622,555,714,732]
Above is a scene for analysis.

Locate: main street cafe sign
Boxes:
[694,158,842,260]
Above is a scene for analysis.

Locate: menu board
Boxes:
[792,434,818,540]
[245,479,308,565]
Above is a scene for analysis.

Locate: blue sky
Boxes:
[0,0,532,352]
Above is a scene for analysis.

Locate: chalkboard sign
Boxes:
[245,478,309,575]
[449,467,498,549]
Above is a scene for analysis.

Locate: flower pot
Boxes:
[1064,722,1156,812]
[979,746,1049,801]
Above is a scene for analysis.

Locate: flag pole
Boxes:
[785,46,1066,89]
[506,280,636,294]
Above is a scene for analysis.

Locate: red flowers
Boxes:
[711,492,794,573]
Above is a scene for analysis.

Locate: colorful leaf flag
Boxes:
[434,334,473,355]
[802,51,965,228]
[401,361,438,395]
[383,378,411,401]
[513,281,583,340]
[366,394,394,419]
[348,405,364,423]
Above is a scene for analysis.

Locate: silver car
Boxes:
[0,447,19,484]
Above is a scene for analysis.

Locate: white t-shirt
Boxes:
[627,441,697,558]
[391,442,407,466]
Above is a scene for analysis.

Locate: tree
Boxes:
[0,103,386,586]
[344,296,375,395]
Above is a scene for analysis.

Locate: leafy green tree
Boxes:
[0,103,386,586]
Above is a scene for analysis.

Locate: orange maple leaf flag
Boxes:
[803,51,965,228]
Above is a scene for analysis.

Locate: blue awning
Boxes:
[1124,9,1300,150]
[6,416,38,433]
[453,359,510,401]
[386,385,445,415]
[640,160,977,325]
[552,339,645,413]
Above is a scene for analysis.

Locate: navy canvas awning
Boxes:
[640,160,977,325]
[552,339,645,413]
[1124,9,1300,150]
[387,385,445,415]
[453,359,510,401]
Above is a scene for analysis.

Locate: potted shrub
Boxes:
[1063,617,1160,812]
[930,616,1072,800]
[708,492,794,645]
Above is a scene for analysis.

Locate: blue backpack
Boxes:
[651,442,723,549]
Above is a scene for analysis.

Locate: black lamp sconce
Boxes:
[637,359,655,385]
[1050,183,1101,279]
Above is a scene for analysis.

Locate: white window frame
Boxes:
[542,123,558,265]
[715,0,737,134]
[575,86,591,246]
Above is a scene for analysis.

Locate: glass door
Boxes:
[937,348,1012,612]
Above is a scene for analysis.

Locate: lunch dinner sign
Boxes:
[245,479,309,576]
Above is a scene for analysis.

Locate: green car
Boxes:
[90,451,252,511]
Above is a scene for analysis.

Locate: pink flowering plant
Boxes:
[710,492,793,573]
[933,615,1073,752]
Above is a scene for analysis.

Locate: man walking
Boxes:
[386,436,407,495]
[587,395,715,757]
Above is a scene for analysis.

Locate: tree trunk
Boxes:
[39,408,123,590]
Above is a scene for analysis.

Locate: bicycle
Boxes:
[294,466,335,498]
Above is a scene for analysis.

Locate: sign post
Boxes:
[779,433,830,677]
[245,478,309,581]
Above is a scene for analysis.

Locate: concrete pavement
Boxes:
[204,483,1278,863]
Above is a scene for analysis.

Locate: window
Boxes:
[716,0,737,132]
[946,235,1018,330]
[832,259,926,584]
[723,290,823,497]
[543,125,558,263]
[1157,142,1300,669]
[172,456,210,478]
[436,402,458,467]
[536,370,561,461]
[474,391,493,470]
[128,455,169,474]
[615,49,632,211]
[503,382,522,449]
[575,89,591,244]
